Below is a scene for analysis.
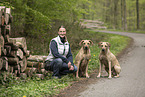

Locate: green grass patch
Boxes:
[0,30,131,97]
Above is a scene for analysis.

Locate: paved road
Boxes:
[77,31,145,97]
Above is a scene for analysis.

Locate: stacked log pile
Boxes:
[0,6,50,82]
[0,6,30,82]
[27,55,49,79]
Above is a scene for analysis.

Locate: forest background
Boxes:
[0,0,145,55]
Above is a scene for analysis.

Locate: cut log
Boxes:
[1,57,8,71]
[4,34,10,43]
[8,65,14,73]
[20,73,27,80]
[4,45,11,55]
[0,45,2,57]
[0,58,3,70]
[9,37,27,54]
[5,43,19,51]
[17,48,24,60]
[19,56,27,72]
[27,55,47,62]
[26,50,30,58]
[25,67,37,77]
[1,47,7,56]
[1,25,6,36]
[31,67,37,74]
[1,15,5,26]
[13,65,20,76]
[7,50,16,57]
[0,6,5,26]
[41,63,45,69]
[0,28,1,36]
[25,67,32,77]
[5,8,11,25]
[0,11,2,26]
[0,35,4,47]
[8,57,19,66]
[6,25,11,35]
[40,69,48,75]
[27,61,39,67]
[34,74,44,80]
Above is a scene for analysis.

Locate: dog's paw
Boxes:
[108,76,112,79]
[97,75,100,78]
[76,76,79,78]
[114,74,119,78]
[86,76,90,78]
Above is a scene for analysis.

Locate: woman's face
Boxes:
[58,28,66,38]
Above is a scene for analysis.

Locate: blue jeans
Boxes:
[50,58,77,78]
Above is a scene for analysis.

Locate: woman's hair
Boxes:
[58,25,65,31]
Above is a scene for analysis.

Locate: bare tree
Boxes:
[136,0,140,29]
[121,0,124,30]
[124,0,127,30]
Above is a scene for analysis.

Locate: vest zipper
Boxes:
[63,44,65,55]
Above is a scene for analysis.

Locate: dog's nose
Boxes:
[102,48,105,51]
[85,46,88,50]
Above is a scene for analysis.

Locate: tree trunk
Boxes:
[19,56,27,72]
[121,0,124,30]
[124,0,127,30]
[136,0,139,29]
[114,0,119,29]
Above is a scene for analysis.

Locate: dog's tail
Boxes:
[114,65,121,74]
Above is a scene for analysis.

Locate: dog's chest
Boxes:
[80,54,90,67]
[99,55,108,67]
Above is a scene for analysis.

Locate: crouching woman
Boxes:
[44,26,77,79]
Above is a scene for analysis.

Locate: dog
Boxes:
[97,42,121,78]
[75,40,93,78]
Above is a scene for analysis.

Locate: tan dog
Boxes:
[97,42,121,78]
[75,40,93,78]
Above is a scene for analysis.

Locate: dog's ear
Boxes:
[79,40,84,46]
[98,42,103,48]
[89,40,93,45]
[106,42,111,47]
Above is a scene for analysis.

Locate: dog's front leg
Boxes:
[85,63,89,78]
[75,61,80,78]
[97,61,102,78]
[108,61,112,78]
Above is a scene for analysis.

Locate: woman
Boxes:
[45,26,77,78]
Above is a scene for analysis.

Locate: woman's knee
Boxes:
[54,58,63,64]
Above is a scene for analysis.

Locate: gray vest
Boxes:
[46,36,69,61]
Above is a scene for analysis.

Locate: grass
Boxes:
[0,30,131,97]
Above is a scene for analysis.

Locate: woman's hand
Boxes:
[68,61,74,71]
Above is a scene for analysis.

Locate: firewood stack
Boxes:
[27,55,49,80]
[0,6,30,82]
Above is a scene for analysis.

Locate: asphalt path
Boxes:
[77,31,145,97]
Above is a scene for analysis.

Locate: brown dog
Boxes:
[75,40,93,78]
[97,42,121,78]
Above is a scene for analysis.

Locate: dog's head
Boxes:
[98,42,111,53]
[79,40,93,50]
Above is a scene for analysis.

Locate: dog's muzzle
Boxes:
[84,46,88,50]
[102,48,105,52]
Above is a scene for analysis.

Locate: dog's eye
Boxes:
[105,45,107,47]
[83,43,85,45]
[101,45,103,47]
[87,43,89,45]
